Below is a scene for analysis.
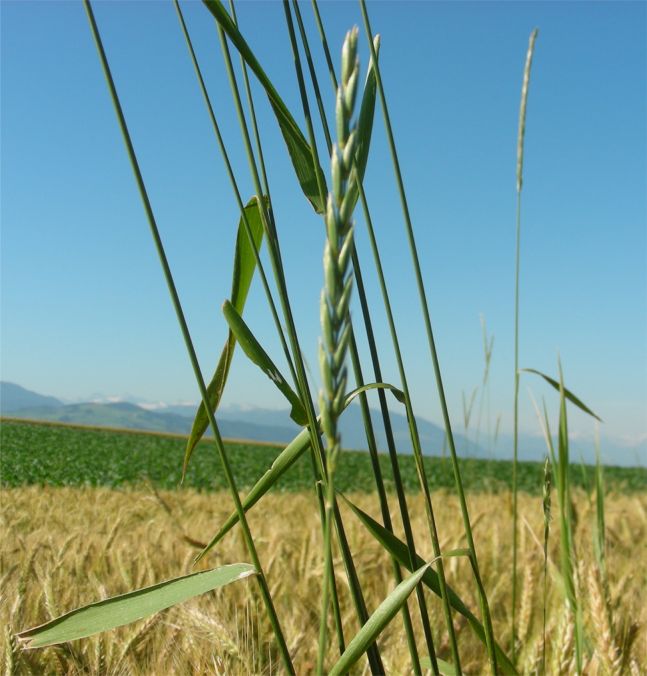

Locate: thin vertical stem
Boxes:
[513,28,538,663]
[82,2,294,671]
[358,0,497,671]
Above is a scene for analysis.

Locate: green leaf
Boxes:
[195,382,405,563]
[340,495,518,675]
[183,197,265,479]
[345,35,380,213]
[420,657,457,676]
[328,563,430,676]
[202,0,327,214]
[222,300,307,425]
[521,368,601,421]
[16,563,255,649]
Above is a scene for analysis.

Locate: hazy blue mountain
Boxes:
[3,382,643,465]
[1,382,63,413]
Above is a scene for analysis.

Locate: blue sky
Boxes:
[2,1,645,450]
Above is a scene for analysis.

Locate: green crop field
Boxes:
[2,419,644,495]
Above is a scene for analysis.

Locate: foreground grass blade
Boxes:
[195,382,405,562]
[328,563,430,675]
[343,35,379,215]
[341,494,518,675]
[521,368,602,421]
[421,657,457,676]
[202,0,327,213]
[17,564,255,648]
[183,197,265,476]
[222,300,307,425]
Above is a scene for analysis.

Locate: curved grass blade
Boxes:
[421,657,457,676]
[183,197,265,477]
[223,299,307,425]
[340,494,518,675]
[17,564,255,649]
[521,368,601,421]
[328,563,430,676]
[202,0,326,213]
[195,381,405,563]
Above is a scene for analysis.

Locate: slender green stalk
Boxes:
[512,29,538,663]
[287,3,422,671]
[358,1,497,671]
[215,15,382,672]
[81,2,294,671]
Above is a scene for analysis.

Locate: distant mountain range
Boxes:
[0,381,482,456]
[1,382,644,466]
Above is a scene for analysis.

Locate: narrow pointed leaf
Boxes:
[195,382,405,562]
[421,657,457,676]
[340,495,518,675]
[17,563,255,649]
[183,197,265,478]
[223,300,307,425]
[329,563,430,675]
[202,0,327,213]
[521,368,601,421]
[345,36,380,213]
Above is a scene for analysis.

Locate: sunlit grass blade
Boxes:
[521,368,602,421]
[328,562,431,676]
[16,564,255,649]
[183,196,266,476]
[557,362,584,673]
[201,0,327,213]
[222,300,307,425]
[421,657,457,676]
[340,493,518,675]
[344,34,379,214]
[195,381,405,563]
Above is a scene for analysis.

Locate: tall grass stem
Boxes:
[82,2,294,670]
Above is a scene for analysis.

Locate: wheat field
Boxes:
[2,486,644,674]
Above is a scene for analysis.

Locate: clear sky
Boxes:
[2,1,646,450]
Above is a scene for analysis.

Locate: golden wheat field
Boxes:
[1,486,645,675]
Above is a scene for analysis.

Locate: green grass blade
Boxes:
[202,0,327,213]
[183,197,266,476]
[521,368,602,421]
[421,657,457,676]
[328,563,430,676]
[16,564,255,648]
[344,35,379,214]
[195,381,405,562]
[222,300,307,425]
[341,494,519,675]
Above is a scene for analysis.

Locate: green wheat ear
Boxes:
[318,26,360,472]
[317,27,361,672]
